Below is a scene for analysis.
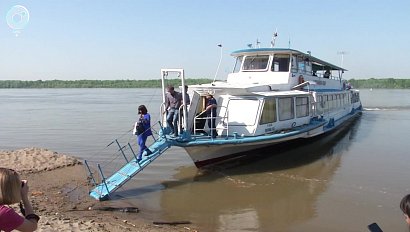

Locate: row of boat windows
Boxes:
[235,55,290,72]
[259,92,360,125]
[316,93,349,114]
[260,96,309,124]
[233,54,336,78]
[316,92,360,114]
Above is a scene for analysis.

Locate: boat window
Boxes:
[338,94,342,107]
[317,95,324,115]
[278,97,294,121]
[271,55,290,72]
[296,97,309,117]
[352,92,360,103]
[336,95,340,108]
[260,98,277,124]
[297,56,305,72]
[329,95,334,110]
[291,56,298,73]
[305,59,312,73]
[242,55,270,71]
[233,56,243,73]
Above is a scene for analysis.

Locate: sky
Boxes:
[0,0,409,80]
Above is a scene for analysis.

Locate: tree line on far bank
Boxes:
[0,79,213,88]
[348,78,410,89]
[1,78,410,89]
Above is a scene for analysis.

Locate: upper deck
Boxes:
[226,48,347,91]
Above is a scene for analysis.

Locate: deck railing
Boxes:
[193,106,229,138]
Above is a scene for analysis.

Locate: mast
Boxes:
[270,29,278,48]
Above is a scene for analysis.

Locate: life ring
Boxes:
[298,75,304,84]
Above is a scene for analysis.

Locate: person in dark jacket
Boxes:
[205,94,218,138]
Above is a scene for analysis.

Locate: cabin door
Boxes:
[186,91,201,132]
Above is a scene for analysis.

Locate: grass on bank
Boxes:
[0,79,213,88]
[1,78,410,89]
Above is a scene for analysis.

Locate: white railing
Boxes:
[193,106,229,138]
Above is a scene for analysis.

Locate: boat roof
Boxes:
[251,90,310,97]
[231,48,347,71]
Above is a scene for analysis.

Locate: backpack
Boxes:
[135,120,145,135]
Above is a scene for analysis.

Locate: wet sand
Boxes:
[0,147,198,232]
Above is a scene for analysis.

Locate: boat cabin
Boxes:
[178,48,354,139]
[227,48,347,91]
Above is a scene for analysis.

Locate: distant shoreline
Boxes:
[0,79,212,88]
[1,78,410,89]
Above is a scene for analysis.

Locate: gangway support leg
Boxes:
[84,160,97,186]
[89,138,174,201]
[115,139,129,163]
[97,164,110,200]
[128,143,140,166]
[158,121,167,140]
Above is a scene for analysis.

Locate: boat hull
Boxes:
[184,135,295,168]
[182,109,362,168]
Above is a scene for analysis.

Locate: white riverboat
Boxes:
[88,45,363,200]
[161,47,362,167]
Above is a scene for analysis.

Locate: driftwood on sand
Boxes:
[153,221,191,225]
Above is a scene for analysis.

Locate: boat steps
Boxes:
[87,138,172,201]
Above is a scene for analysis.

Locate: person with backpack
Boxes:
[133,105,152,162]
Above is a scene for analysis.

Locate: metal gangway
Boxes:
[86,123,173,201]
[86,69,190,201]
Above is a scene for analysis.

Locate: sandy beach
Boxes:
[0,147,198,232]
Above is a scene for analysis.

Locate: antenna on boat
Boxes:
[213,44,223,83]
[256,38,261,48]
[270,29,278,48]
[247,43,253,48]
[337,51,347,68]
[288,35,291,48]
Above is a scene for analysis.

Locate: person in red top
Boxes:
[0,168,39,232]
[401,194,410,226]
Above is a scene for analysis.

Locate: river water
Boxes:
[1,88,410,231]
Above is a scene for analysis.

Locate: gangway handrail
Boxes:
[177,103,190,136]
[85,120,171,201]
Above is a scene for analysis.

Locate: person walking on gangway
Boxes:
[133,105,152,162]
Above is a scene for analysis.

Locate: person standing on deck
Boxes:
[133,105,152,162]
[164,85,182,136]
[205,93,218,138]
[179,85,190,133]
[183,85,190,106]
[324,69,331,78]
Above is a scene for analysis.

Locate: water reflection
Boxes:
[157,120,360,232]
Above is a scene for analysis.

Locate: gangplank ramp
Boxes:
[89,138,172,201]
